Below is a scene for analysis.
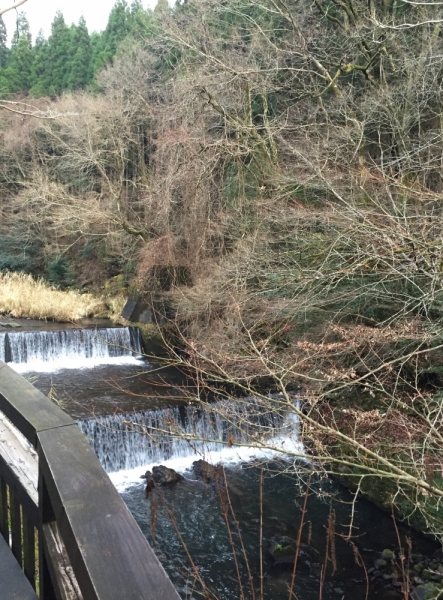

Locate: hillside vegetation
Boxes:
[0,272,105,321]
[2,0,443,539]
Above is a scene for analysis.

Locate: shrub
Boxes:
[0,253,32,273]
[47,257,76,288]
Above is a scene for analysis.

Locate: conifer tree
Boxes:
[0,2,156,96]
[0,17,9,68]
[68,16,93,90]
[0,16,9,92]
[105,0,130,54]
[90,30,104,73]
[130,0,143,14]
[29,30,51,97]
[128,0,156,39]
[46,11,72,94]
[5,13,33,92]
[93,1,130,71]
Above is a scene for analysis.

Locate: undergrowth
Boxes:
[0,272,106,322]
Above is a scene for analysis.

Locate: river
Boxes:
[0,320,438,599]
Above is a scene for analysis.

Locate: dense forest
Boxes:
[2,0,443,549]
[0,1,157,95]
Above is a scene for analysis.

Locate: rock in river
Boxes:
[151,465,184,486]
[192,459,222,483]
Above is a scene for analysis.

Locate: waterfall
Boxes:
[0,327,144,373]
[78,399,303,476]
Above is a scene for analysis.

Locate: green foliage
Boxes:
[0,254,31,273]
[45,12,72,94]
[93,1,131,71]
[0,17,9,68]
[4,13,33,92]
[92,1,160,73]
[80,240,96,260]
[47,257,76,288]
[29,31,50,96]
[0,1,159,96]
[67,17,93,90]
[0,236,43,275]
[103,274,128,294]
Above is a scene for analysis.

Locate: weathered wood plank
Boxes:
[0,477,8,542]
[23,513,36,588]
[0,532,39,600]
[39,530,59,600]
[0,361,73,445]
[38,424,181,600]
[42,522,83,600]
[0,412,39,494]
[0,411,38,504]
[0,410,39,526]
[10,489,23,566]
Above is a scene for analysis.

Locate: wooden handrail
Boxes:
[0,360,180,600]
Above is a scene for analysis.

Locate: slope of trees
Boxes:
[2,0,443,544]
[0,0,153,96]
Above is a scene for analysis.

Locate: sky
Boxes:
[2,0,158,43]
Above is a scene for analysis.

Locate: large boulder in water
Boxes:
[192,459,222,483]
[151,465,183,486]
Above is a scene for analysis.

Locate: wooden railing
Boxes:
[0,359,180,600]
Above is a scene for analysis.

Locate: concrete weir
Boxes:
[0,326,143,372]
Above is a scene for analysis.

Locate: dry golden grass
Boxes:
[0,273,106,322]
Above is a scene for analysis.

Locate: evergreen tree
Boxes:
[46,12,72,94]
[0,2,155,95]
[0,17,9,68]
[68,16,93,90]
[105,0,130,55]
[5,13,33,92]
[128,0,156,39]
[29,31,51,97]
[93,1,130,71]
[90,30,105,72]
[130,0,143,15]
[0,16,10,92]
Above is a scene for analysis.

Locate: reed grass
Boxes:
[0,272,106,322]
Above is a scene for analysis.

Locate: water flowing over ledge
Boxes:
[0,326,144,372]
[77,400,305,490]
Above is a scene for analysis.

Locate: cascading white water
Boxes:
[0,327,144,373]
[78,399,304,487]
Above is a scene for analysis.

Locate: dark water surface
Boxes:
[28,360,188,419]
[120,463,437,600]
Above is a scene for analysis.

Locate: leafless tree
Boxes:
[118,0,443,541]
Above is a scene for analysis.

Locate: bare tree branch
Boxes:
[0,0,28,17]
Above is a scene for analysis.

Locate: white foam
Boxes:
[10,355,144,374]
[4,326,144,372]
[109,431,305,491]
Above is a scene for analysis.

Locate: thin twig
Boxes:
[289,471,312,599]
